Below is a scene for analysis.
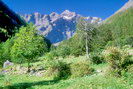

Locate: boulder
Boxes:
[3,60,14,68]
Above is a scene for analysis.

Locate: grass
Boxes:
[0,59,132,89]
[0,73,132,89]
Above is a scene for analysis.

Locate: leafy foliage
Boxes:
[44,51,58,60]
[56,45,71,58]
[106,36,133,48]
[55,19,98,57]
[70,60,94,78]
[0,37,14,67]
[89,52,104,64]
[103,47,132,76]
[11,24,49,63]
[2,37,14,60]
[45,60,71,80]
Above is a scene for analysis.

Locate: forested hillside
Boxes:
[0,0,26,42]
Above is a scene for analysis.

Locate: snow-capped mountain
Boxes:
[21,10,102,44]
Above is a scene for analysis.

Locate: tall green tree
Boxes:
[77,18,97,58]
[11,24,48,72]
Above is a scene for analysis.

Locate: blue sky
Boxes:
[3,0,128,19]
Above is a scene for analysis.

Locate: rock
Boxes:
[35,70,46,77]
[36,66,44,71]
[16,65,21,71]
[20,10,102,44]
[3,60,14,68]
[96,69,102,73]
[30,70,36,75]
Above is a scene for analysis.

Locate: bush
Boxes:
[122,64,133,84]
[103,47,132,76]
[44,51,58,60]
[45,60,71,80]
[106,38,124,47]
[124,36,133,47]
[57,46,71,58]
[89,52,104,64]
[106,36,133,48]
[70,60,94,78]
[127,64,133,74]
[0,73,4,80]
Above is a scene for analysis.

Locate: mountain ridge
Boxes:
[115,0,133,14]
[21,10,102,44]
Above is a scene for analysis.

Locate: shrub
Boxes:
[123,64,133,84]
[103,47,132,76]
[45,60,71,80]
[106,38,125,47]
[70,60,94,78]
[124,36,133,47]
[106,36,133,48]
[0,73,4,80]
[127,64,133,74]
[50,45,57,51]
[57,46,71,58]
[44,51,58,60]
[89,52,104,64]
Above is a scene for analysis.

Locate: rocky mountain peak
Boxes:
[61,10,75,15]
[61,10,77,20]
[50,12,59,17]
[50,12,60,22]
[21,10,102,44]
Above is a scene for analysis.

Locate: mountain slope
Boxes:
[21,10,102,43]
[115,0,133,14]
[0,0,26,42]
[93,3,133,50]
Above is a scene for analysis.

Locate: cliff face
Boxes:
[21,10,102,44]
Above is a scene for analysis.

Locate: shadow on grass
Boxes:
[0,79,60,89]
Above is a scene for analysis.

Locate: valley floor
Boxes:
[0,63,132,89]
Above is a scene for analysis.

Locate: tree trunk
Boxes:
[27,60,30,73]
[86,33,89,58]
